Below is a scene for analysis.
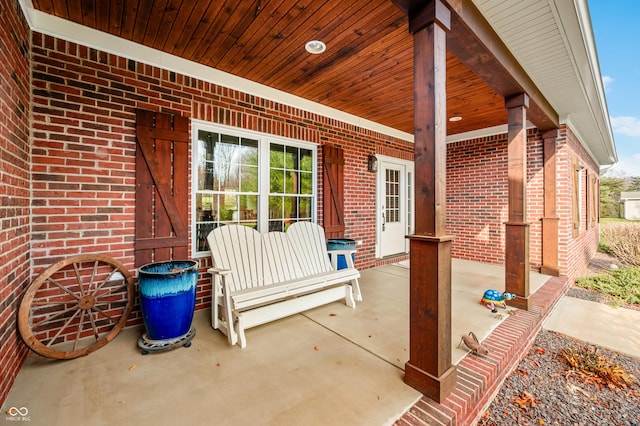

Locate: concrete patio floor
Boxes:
[3,260,554,426]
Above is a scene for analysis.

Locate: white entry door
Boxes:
[378,157,414,258]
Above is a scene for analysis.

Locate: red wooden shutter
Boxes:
[571,156,580,237]
[135,109,190,267]
[322,145,345,238]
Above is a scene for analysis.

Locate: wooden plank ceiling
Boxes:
[32,0,508,136]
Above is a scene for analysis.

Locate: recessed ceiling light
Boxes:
[449,116,462,122]
[305,40,326,54]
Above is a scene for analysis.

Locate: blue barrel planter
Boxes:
[326,238,356,270]
[138,260,198,341]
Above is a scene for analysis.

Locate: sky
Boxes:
[589,0,640,177]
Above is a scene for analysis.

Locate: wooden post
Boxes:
[541,129,560,276]
[504,94,531,310]
[402,0,457,403]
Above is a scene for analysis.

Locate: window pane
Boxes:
[219,193,237,221]
[269,196,283,219]
[220,133,239,145]
[238,195,258,221]
[198,162,212,190]
[196,222,217,252]
[269,221,283,232]
[300,149,313,172]
[285,170,297,194]
[300,171,313,194]
[270,169,284,193]
[270,144,284,168]
[240,165,258,192]
[241,138,259,165]
[221,163,240,192]
[299,197,311,218]
[285,146,298,169]
[196,193,215,222]
[284,197,297,218]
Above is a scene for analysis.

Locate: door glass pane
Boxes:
[385,169,400,223]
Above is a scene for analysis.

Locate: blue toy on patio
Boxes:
[480,289,516,312]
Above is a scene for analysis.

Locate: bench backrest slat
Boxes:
[262,232,304,285]
[207,225,263,291]
[208,222,335,291]
[286,222,333,275]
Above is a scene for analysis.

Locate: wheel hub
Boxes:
[78,295,96,310]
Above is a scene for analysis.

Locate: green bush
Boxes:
[576,267,640,306]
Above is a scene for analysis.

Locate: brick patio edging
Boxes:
[394,276,570,426]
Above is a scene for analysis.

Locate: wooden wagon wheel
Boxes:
[18,254,134,360]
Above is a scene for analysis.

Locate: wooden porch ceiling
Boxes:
[32,0,517,136]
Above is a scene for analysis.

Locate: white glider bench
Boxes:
[207,222,361,347]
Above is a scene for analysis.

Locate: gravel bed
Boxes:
[478,329,640,425]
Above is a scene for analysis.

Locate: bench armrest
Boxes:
[208,267,232,275]
[326,249,357,270]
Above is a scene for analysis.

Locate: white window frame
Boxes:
[191,120,318,257]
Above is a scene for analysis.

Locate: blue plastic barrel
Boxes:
[326,238,356,270]
[139,260,198,341]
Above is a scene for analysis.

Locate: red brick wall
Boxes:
[0,0,31,406]
[557,125,600,279]
[446,130,545,268]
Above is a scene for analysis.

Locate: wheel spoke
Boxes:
[72,310,86,351]
[94,282,128,300]
[45,309,81,347]
[46,277,81,300]
[88,260,100,294]
[86,309,101,341]
[91,305,119,325]
[30,299,77,306]
[31,305,79,329]
[72,262,88,297]
[91,269,123,295]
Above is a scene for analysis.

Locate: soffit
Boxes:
[25,0,508,136]
[473,0,616,164]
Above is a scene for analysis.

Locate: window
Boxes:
[193,123,317,254]
[268,144,314,231]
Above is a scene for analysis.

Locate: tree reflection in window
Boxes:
[195,131,258,251]
[268,144,313,231]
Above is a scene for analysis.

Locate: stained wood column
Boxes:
[505,94,531,310]
[403,0,457,403]
[541,129,560,276]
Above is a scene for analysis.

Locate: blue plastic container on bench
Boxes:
[139,260,198,341]
[326,238,356,270]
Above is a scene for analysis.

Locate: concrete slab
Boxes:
[4,311,422,426]
[543,296,640,359]
[2,259,552,426]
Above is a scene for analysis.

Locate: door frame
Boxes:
[375,155,415,258]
